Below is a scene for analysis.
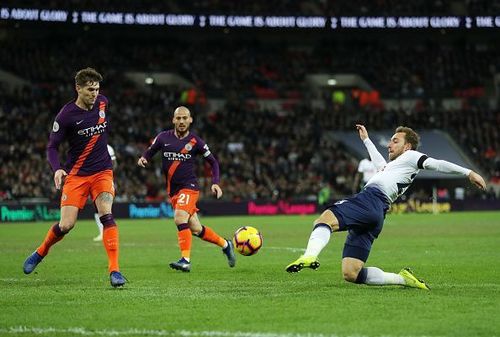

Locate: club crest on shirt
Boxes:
[184,143,193,151]
[52,121,59,132]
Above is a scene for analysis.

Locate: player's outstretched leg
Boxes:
[23,223,67,274]
[285,223,331,273]
[195,225,236,267]
[398,268,430,290]
[285,255,320,273]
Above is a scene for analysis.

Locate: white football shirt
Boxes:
[365,150,424,203]
[363,138,471,203]
[357,158,377,183]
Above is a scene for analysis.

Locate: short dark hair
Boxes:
[75,67,103,86]
[395,126,420,150]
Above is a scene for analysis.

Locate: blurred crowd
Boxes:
[0,29,499,203]
[0,81,361,203]
[1,38,498,101]
[1,81,498,203]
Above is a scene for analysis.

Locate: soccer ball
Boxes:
[232,226,263,256]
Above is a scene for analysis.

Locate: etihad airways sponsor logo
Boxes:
[78,122,107,137]
[163,152,192,161]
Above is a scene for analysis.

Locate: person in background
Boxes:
[353,158,377,193]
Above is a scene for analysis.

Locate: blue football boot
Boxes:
[23,251,44,274]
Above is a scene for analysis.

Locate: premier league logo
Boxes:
[99,110,106,119]
[184,143,192,151]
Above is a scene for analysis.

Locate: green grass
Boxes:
[1,212,500,337]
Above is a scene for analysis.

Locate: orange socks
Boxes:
[198,225,226,247]
[100,214,120,273]
[175,223,226,260]
[36,223,66,257]
[177,223,192,260]
[103,226,119,272]
[35,217,121,274]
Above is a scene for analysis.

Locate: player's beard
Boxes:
[176,126,188,137]
[389,150,402,161]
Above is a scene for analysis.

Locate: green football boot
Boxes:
[399,267,430,290]
[285,255,320,273]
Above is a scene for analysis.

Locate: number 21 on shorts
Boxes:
[177,193,190,205]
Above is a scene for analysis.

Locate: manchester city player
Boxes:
[286,124,486,290]
[137,106,235,272]
[23,68,126,287]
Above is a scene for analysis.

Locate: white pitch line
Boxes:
[265,247,305,253]
[0,327,340,337]
[0,326,449,337]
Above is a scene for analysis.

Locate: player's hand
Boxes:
[211,184,223,199]
[54,169,67,190]
[137,157,148,167]
[356,124,369,141]
[468,171,486,190]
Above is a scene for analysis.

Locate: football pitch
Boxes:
[1,212,499,337]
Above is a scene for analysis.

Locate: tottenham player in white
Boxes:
[286,124,486,290]
[352,158,377,193]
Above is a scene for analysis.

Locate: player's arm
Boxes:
[201,142,222,199]
[47,117,68,190]
[356,124,387,170]
[138,135,161,167]
[206,154,222,199]
[420,156,486,190]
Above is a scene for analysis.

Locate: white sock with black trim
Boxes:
[304,224,331,257]
[364,267,405,285]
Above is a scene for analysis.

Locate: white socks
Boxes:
[364,267,405,285]
[302,225,405,287]
[304,225,331,257]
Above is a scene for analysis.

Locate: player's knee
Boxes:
[190,224,203,236]
[342,269,359,283]
[174,211,189,225]
[312,219,333,230]
[174,218,189,227]
[58,221,76,232]
[342,263,363,283]
[313,210,339,231]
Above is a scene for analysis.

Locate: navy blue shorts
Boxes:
[328,187,389,262]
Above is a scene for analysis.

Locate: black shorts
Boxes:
[328,187,389,262]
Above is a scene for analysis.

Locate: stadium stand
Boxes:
[0,3,499,203]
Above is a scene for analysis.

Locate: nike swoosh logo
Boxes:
[76,120,84,125]
[164,143,170,146]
